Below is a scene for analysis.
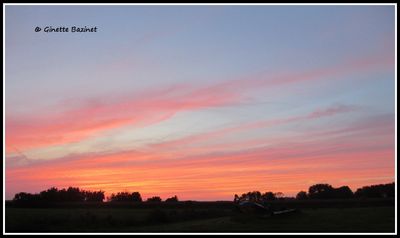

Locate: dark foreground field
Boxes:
[6,199,395,233]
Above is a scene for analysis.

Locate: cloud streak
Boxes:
[5,52,394,201]
[6,51,392,153]
[5,83,239,152]
[6,107,394,200]
[149,104,359,150]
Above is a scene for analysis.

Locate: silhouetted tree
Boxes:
[84,191,105,202]
[334,186,353,199]
[165,195,178,202]
[246,191,256,201]
[308,184,335,199]
[66,187,85,202]
[306,184,355,199]
[275,192,285,200]
[109,192,142,202]
[233,194,240,203]
[58,188,68,201]
[234,191,281,203]
[13,192,40,202]
[296,191,308,200]
[234,191,279,203]
[262,192,276,201]
[147,196,162,202]
[13,187,105,203]
[40,187,60,202]
[237,191,260,202]
[354,182,394,198]
[131,192,143,202]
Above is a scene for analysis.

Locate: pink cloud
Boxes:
[6,135,394,200]
[150,104,359,150]
[6,107,394,200]
[5,83,240,152]
[5,52,393,153]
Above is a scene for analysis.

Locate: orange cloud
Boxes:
[6,111,394,200]
[6,143,393,200]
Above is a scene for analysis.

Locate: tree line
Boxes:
[296,182,395,200]
[108,192,178,202]
[13,187,179,203]
[12,182,394,203]
[13,187,105,202]
[234,182,395,203]
[233,191,284,203]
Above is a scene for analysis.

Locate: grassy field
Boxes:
[5,201,395,233]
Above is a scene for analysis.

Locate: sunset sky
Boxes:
[5,5,396,200]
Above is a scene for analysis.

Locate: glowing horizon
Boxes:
[5,5,395,201]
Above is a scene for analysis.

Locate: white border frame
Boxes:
[2,3,397,235]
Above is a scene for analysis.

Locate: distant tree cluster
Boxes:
[295,182,395,200]
[233,191,285,203]
[234,182,395,202]
[109,192,142,202]
[307,184,353,199]
[354,182,395,198]
[146,196,162,202]
[108,192,179,203]
[14,187,180,204]
[13,187,104,202]
[295,191,308,200]
[165,195,179,202]
[295,184,353,200]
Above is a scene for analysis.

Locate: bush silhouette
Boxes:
[165,195,178,202]
[354,182,394,198]
[146,196,162,202]
[109,192,142,202]
[296,191,308,200]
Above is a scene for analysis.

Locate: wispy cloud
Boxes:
[5,83,239,152]
[7,106,394,200]
[149,104,359,150]
[6,51,391,154]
